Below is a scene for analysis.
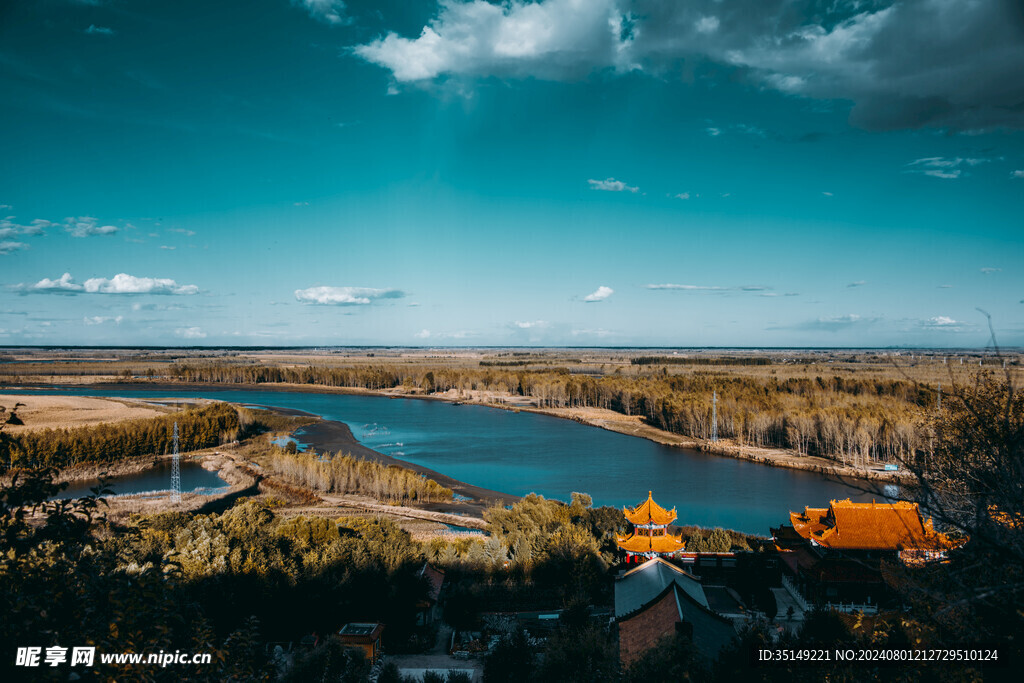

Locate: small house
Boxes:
[338,623,384,662]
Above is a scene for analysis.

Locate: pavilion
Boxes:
[617,492,687,562]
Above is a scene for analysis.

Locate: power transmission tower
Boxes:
[171,422,181,503]
[711,390,718,443]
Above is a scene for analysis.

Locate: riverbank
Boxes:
[295,419,520,513]
[526,406,913,485]
[10,379,909,485]
[50,449,256,524]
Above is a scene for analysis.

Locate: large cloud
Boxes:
[353,0,1024,130]
[294,286,406,305]
[25,272,199,295]
[354,0,627,82]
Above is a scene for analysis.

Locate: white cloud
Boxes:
[175,327,207,339]
[0,216,50,240]
[514,320,548,328]
[784,314,877,332]
[30,273,81,292]
[84,315,123,326]
[674,192,691,200]
[571,327,612,338]
[647,283,770,293]
[648,283,725,291]
[980,267,1001,274]
[25,272,199,295]
[413,328,472,340]
[84,274,198,294]
[0,241,28,255]
[160,245,176,250]
[294,286,406,305]
[354,1,1024,131]
[924,169,960,179]
[847,280,866,287]
[705,127,721,136]
[583,285,614,302]
[906,157,990,179]
[293,0,352,25]
[168,228,196,236]
[920,316,960,328]
[588,177,638,193]
[822,191,833,197]
[1012,170,1024,179]
[66,216,118,237]
[85,25,115,36]
[694,16,719,35]
[354,0,627,82]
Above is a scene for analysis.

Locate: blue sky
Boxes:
[1,0,1022,347]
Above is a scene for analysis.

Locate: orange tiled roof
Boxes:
[789,499,956,551]
[624,491,677,526]
[617,531,686,554]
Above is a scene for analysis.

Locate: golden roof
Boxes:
[789,499,959,551]
[624,491,677,527]
[616,531,686,555]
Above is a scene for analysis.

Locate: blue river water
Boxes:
[8,387,893,534]
[59,460,229,499]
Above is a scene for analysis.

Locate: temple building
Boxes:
[772,499,962,607]
[615,558,740,666]
[617,491,687,562]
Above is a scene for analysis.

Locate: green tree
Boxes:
[483,629,534,683]
[537,623,619,683]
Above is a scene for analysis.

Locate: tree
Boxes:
[537,623,619,683]
[623,631,707,683]
[283,637,370,683]
[886,368,1024,658]
[483,628,534,683]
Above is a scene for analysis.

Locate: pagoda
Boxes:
[617,491,686,563]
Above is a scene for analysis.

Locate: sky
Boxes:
[1,0,1023,348]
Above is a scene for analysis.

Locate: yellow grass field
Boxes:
[0,394,168,433]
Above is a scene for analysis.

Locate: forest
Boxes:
[166,361,940,467]
[0,402,242,472]
[260,445,454,504]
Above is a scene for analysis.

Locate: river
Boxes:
[7,387,893,534]
[58,460,229,499]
